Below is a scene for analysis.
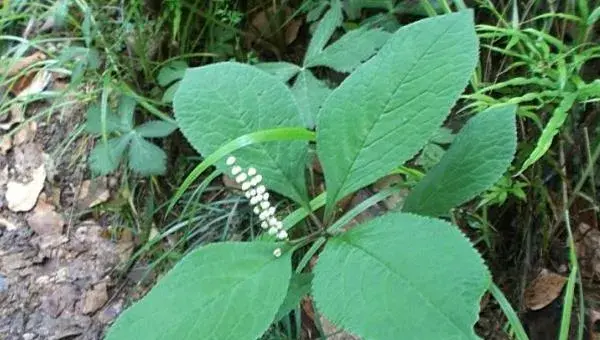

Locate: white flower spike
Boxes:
[224,155,289,241]
[273,248,282,258]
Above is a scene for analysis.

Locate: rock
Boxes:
[6,163,46,212]
[82,282,108,314]
[26,200,64,236]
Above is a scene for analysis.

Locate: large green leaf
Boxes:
[292,70,332,128]
[174,62,309,204]
[106,242,292,340]
[312,213,490,339]
[255,62,301,83]
[316,11,478,215]
[305,27,391,73]
[403,105,517,216]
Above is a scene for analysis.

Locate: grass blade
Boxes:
[489,283,530,340]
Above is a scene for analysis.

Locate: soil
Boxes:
[0,84,131,340]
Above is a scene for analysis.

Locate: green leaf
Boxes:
[157,60,188,87]
[106,242,292,340]
[255,62,301,83]
[430,126,455,144]
[403,105,517,217]
[85,103,123,134]
[587,6,600,25]
[88,134,132,175]
[304,0,343,64]
[317,11,478,214]
[518,93,577,173]
[117,95,137,131]
[312,212,490,339]
[292,70,332,128]
[135,120,178,138]
[162,82,180,103]
[305,27,391,73]
[174,62,309,204]
[128,134,167,175]
[415,143,446,170]
[274,273,313,321]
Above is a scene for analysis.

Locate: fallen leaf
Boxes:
[13,121,37,145]
[6,163,46,212]
[82,281,108,314]
[524,269,567,310]
[0,135,12,154]
[26,199,64,236]
[247,5,301,47]
[575,223,600,278]
[78,178,110,208]
[0,104,25,130]
[0,51,46,77]
[17,70,52,97]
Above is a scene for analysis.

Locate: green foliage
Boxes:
[403,105,517,217]
[313,213,490,339]
[110,10,520,340]
[157,60,188,103]
[274,273,313,321]
[86,96,176,176]
[257,0,391,128]
[174,62,309,204]
[105,242,292,340]
[317,10,478,216]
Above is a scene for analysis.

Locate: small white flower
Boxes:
[260,201,270,209]
[231,165,242,175]
[226,156,236,166]
[275,221,283,229]
[248,189,257,197]
[262,192,270,201]
[276,229,288,240]
[251,175,263,186]
[256,185,266,194]
[250,196,260,205]
[261,221,269,229]
[247,167,257,176]
[235,173,248,183]
[259,210,269,221]
[273,248,282,258]
[267,207,276,216]
[268,217,278,226]
[241,181,252,191]
[268,227,278,235]
[253,206,261,214]
[245,191,253,199]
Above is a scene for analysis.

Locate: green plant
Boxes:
[256,0,391,128]
[86,95,177,176]
[106,11,519,339]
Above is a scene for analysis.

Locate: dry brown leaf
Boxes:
[17,70,52,97]
[13,121,37,145]
[26,198,64,236]
[78,178,110,208]
[247,6,301,47]
[0,104,25,130]
[524,269,567,310]
[0,51,46,77]
[575,223,600,278]
[5,163,46,212]
[82,282,108,314]
[0,135,12,154]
